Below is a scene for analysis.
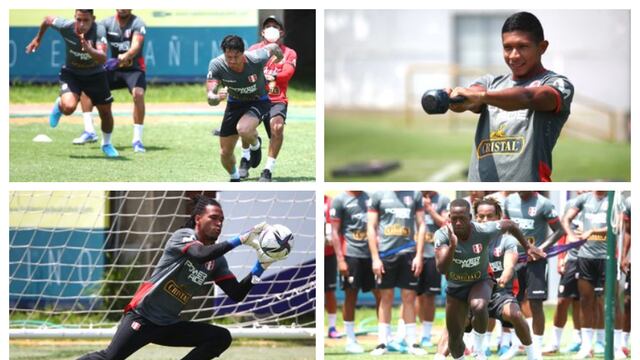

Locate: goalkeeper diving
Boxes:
[77,195,279,360]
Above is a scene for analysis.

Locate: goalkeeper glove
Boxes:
[227,222,268,248]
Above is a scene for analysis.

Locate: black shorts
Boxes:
[263,102,288,139]
[516,259,548,301]
[325,254,337,292]
[558,259,580,299]
[376,252,419,290]
[340,256,375,292]
[577,257,606,293]
[417,257,441,295]
[59,68,113,105]
[107,69,147,92]
[219,100,271,137]
[446,279,489,302]
[488,286,518,328]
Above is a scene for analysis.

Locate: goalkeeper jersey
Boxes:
[125,228,234,325]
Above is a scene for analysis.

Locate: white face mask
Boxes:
[263,27,280,43]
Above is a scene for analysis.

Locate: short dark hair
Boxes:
[502,11,545,43]
[183,195,222,229]
[221,35,245,53]
[450,198,471,213]
[473,197,503,218]
[75,9,94,15]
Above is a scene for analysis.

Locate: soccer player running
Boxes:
[26,9,119,158]
[77,196,276,360]
[76,9,148,153]
[331,191,379,353]
[503,191,564,355]
[207,35,283,182]
[248,16,297,182]
[562,191,614,359]
[447,11,574,182]
[368,191,426,356]
[434,198,545,360]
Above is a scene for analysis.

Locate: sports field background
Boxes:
[10,339,315,360]
[324,305,613,359]
[9,84,315,182]
[325,110,630,182]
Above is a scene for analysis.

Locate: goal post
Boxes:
[9,190,316,339]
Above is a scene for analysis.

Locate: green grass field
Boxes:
[325,305,611,359]
[10,85,315,182]
[10,339,315,360]
[325,111,630,182]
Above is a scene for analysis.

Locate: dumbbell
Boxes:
[421,89,466,114]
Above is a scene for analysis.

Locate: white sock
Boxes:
[553,326,563,348]
[265,157,276,172]
[422,321,433,339]
[82,112,95,133]
[573,329,582,344]
[249,138,260,150]
[623,331,629,347]
[492,321,502,348]
[526,317,534,333]
[472,329,485,354]
[395,318,405,342]
[344,321,356,343]
[230,167,239,179]
[533,334,544,354]
[511,333,522,348]
[102,132,112,146]
[378,322,390,345]
[581,328,593,352]
[133,124,143,143]
[524,344,536,360]
[500,331,512,347]
[452,356,465,360]
[242,147,250,160]
[405,322,417,346]
[614,329,623,351]
[484,332,492,353]
[328,313,337,328]
[463,332,472,350]
[596,329,605,343]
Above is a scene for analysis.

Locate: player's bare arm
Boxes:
[80,37,107,64]
[562,207,581,244]
[539,220,565,251]
[451,85,559,112]
[413,208,426,276]
[424,198,448,227]
[435,224,457,274]
[367,211,384,277]
[497,249,518,288]
[498,219,546,261]
[264,43,284,62]
[579,226,607,241]
[206,79,227,106]
[25,16,56,53]
[118,33,144,64]
[331,218,349,277]
[621,215,630,273]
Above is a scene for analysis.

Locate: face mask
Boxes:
[263,27,280,43]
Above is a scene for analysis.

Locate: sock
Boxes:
[405,322,417,346]
[511,333,522,348]
[395,318,405,342]
[526,317,534,334]
[472,330,485,354]
[463,332,472,351]
[328,313,337,328]
[250,138,260,150]
[573,329,582,344]
[524,344,536,360]
[102,132,112,146]
[422,321,433,339]
[614,329,622,351]
[623,331,629,347]
[82,112,95,133]
[500,331,512,347]
[344,321,356,343]
[581,328,593,352]
[553,326,563,348]
[452,356,464,360]
[242,147,250,160]
[133,124,143,143]
[492,321,502,348]
[484,332,492,353]
[378,322,389,345]
[533,334,544,354]
[230,166,240,179]
[596,329,604,343]
[265,157,276,172]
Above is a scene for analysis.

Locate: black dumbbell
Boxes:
[421,89,466,114]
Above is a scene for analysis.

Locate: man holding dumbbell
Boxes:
[445,12,574,182]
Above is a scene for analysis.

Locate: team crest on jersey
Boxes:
[493,247,502,258]
[528,207,537,216]
[131,321,141,331]
[403,196,413,206]
[472,243,483,254]
[125,29,131,38]
[205,260,215,271]
[248,74,258,83]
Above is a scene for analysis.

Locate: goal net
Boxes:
[9,190,316,339]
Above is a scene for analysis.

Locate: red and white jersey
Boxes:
[248,41,297,104]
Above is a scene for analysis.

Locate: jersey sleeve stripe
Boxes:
[124,281,154,313]
[547,217,560,224]
[181,241,200,254]
[214,274,236,283]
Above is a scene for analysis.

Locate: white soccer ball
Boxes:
[259,224,293,260]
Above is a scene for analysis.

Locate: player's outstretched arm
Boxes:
[26,16,55,53]
[539,220,565,251]
[264,43,284,62]
[470,86,559,112]
[186,223,267,263]
[499,220,546,261]
[497,250,518,288]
